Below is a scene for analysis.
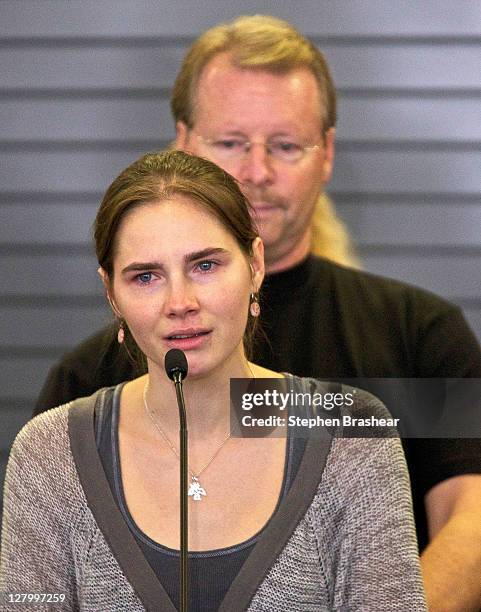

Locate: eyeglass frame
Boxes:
[190,131,327,164]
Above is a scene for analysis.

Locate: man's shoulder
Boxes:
[59,325,118,367]
[310,255,457,314]
[53,324,135,382]
[33,326,133,415]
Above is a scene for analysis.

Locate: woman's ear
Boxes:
[250,237,265,293]
[97,266,109,288]
[97,267,121,318]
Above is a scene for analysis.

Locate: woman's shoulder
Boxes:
[285,373,395,422]
[9,387,113,465]
[5,405,78,508]
[13,403,71,456]
[285,373,380,403]
[284,373,406,476]
[249,362,285,379]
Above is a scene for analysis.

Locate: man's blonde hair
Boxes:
[312,194,359,268]
[171,15,336,132]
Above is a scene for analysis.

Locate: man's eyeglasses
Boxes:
[193,134,322,164]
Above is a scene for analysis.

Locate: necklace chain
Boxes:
[142,382,231,483]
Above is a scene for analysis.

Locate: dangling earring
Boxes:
[249,293,260,317]
[117,320,125,344]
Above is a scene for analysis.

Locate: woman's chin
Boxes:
[182,362,216,382]
[181,355,233,383]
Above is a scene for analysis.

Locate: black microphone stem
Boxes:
[165,349,189,612]
[173,371,189,612]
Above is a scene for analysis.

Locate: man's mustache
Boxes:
[240,187,287,210]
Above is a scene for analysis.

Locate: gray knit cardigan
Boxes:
[1,387,426,611]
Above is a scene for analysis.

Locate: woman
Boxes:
[0,151,426,611]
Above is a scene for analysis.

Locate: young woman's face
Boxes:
[108,196,264,379]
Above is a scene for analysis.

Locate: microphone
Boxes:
[164,348,189,611]
[165,348,188,383]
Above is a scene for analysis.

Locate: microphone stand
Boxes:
[172,370,188,612]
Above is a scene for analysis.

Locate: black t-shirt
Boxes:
[35,256,481,549]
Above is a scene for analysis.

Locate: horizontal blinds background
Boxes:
[1,1,480,510]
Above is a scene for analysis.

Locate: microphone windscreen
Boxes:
[165,349,188,381]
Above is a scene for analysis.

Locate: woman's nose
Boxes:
[163,277,199,318]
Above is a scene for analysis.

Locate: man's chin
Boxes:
[252,214,278,235]
[254,224,286,256]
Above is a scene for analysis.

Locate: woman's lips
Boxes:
[164,329,212,350]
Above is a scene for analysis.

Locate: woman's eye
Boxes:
[196,260,217,272]
[136,272,153,284]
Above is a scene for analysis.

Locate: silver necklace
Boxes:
[143,382,231,501]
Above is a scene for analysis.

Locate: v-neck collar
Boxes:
[68,386,333,611]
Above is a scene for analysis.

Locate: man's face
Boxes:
[175,53,335,272]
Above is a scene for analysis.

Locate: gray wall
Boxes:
[1,1,480,507]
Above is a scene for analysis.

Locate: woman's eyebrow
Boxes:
[121,248,229,274]
[185,247,229,262]
[121,261,164,274]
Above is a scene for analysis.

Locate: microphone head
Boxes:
[164,349,188,381]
